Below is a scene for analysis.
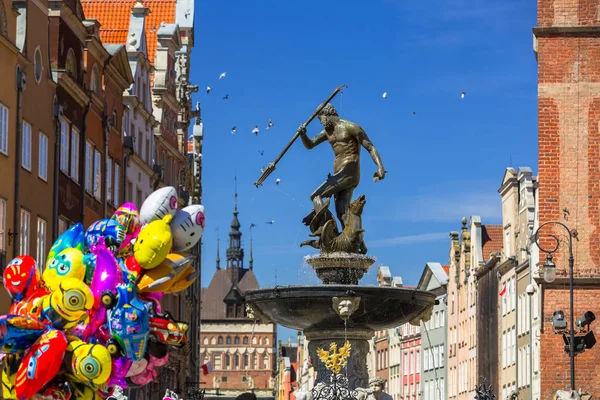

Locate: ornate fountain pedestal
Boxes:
[305,329,372,390]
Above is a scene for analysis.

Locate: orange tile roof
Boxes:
[442,265,450,275]
[481,224,503,260]
[81,0,177,65]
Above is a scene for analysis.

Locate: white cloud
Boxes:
[369,232,449,248]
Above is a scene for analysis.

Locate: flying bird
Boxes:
[412,111,416,115]
[223,94,229,100]
[252,126,260,136]
[266,220,275,225]
[231,126,237,134]
[258,150,264,156]
[382,92,388,99]
[249,223,256,230]
[461,91,466,99]
[267,119,274,130]
[206,86,212,94]
[275,178,281,185]
[219,72,227,80]
[261,167,265,173]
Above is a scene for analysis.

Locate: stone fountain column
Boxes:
[304,328,373,390]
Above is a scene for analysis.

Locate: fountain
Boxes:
[246,86,436,397]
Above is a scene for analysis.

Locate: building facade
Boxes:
[0,0,22,313]
[13,0,57,274]
[417,263,448,400]
[276,340,299,400]
[200,192,277,399]
[536,0,600,396]
[399,321,420,400]
[447,217,502,400]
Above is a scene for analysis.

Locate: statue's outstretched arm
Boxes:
[357,128,385,180]
[299,126,327,150]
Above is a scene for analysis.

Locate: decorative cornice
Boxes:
[57,71,90,107]
[105,63,132,92]
[533,26,600,37]
[0,34,19,55]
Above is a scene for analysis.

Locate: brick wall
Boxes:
[537,0,600,397]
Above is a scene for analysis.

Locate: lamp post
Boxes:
[532,221,576,394]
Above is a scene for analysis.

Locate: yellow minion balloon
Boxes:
[133,214,173,269]
[42,248,85,291]
[65,339,112,385]
[42,278,94,331]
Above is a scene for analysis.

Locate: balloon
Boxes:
[64,339,112,385]
[41,278,94,331]
[42,248,85,292]
[2,354,20,399]
[136,262,175,293]
[132,215,173,270]
[3,256,40,301]
[15,329,67,400]
[46,223,85,267]
[163,255,197,294]
[149,313,189,347]
[9,288,48,320]
[170,204,205,252]
[0,315,48,354]
[89,242,122,309]
[85,219,125,252]
[124,358,146,378]
[112,203,141,258]
[139,186,178,225]
[128,353,168,386]
[105,283,149,361]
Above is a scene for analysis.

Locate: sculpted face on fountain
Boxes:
[332,296,361,320]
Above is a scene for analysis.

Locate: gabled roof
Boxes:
[201,267,260,320]
[81,0,177,65]
[417,262,448,291]
[481,225,503,260]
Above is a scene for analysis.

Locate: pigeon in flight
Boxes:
[267,119,274,130]
[249,223,256,230]
[266,220,275,225]
[412,111,416,115]
[223,94,229,100]
[231,126,237,134]
[206,86,212,94]
[252,126,260,136]
[461,91,466,99]
[258,150,264,156]
[382,92,388,99]
[219,72,227,80]
[275,178,281,185]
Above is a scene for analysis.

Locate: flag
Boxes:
[201,362,213,375]
[499,283,507,296]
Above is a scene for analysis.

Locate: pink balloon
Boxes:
[90,241,123,310]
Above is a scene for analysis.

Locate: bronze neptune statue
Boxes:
[254,86,386,255]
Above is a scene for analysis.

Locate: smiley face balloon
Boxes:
[3,256,40,302]
[42,249,85,292]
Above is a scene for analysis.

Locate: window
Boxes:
[234,337,240,345]
[145,137,150,163]
[221,376,228,382]
[502,331,506,368]
[106,158,112,204]
[70,127,79,181]
[60,118,69,173]
[93,149,101,200]
[244,354,249,367]
[263,355,269,369]
[214,354,221,369]
[85,141,93,192]
[440,309,445,327]
[439,345,444,367]
[434,311,439,329]
[19,209,30,255]
[243,337,248,344]
[225,355,230,368]
[0,199,5,252]
[65,49,77,78]
[34,47,43,83]
[226,337,232,345]
[512,327,516,365]
[58,216,68,235]
[218,337,223,345]
[403,353,408,375]
[114,164,120,205]
[36,218,46,270]
[424,380,429,400]
[203,337,208,345]
[38,133,48,181]
[90,65,100,95]
[511,278,516,311]
[264,338,269,345]
[0,103,7,155]
[112,109,118,131]
[234,355,239,368]
[439,378,444,400]
[136,187,142,208]
[21,121,31,170]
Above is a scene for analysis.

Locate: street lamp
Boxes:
[533,221,577,395]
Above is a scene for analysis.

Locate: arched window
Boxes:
[263,355,269,369]
[264,337,270,345]
[226,336,232,345]
[203,337,208,345]
[234,355,239,368]
[243,337,249,345]
[123,112,129,136]
[244,354,249,367]
[65,49,77,78]
[252,337,257,345]
[211,337,216,345]
[218,336,223,345]
[112,109,118,130]
[234,336,240,345]
[90,65,100,95]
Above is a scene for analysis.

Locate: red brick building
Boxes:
[535,0,600,397]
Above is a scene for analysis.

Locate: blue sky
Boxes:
[190,0,538,341]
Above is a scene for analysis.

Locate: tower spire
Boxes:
[227,175,244,273]
[249,238,254,270]
[216,235,221,269]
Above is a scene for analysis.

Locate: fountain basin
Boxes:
[243,285,436,332]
